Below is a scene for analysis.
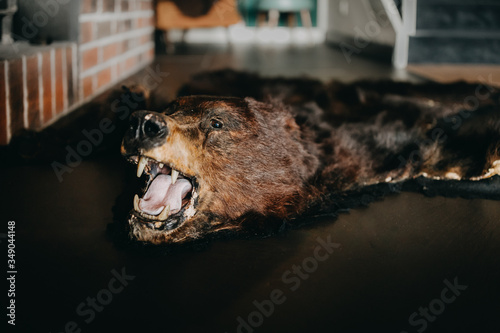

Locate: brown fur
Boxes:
[122,71,500,245]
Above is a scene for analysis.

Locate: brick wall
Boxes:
[0,43,77,146]
[0,0,155,145]
[78,0,155,101]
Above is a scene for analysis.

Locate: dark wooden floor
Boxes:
[1,44,499,333]
[146,43,419,103]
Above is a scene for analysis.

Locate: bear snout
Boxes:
[123,111,169,152]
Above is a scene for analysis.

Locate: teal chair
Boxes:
[256,0,314,28]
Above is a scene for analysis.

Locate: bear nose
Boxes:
[124,111,168,151]
[129,111,167,138]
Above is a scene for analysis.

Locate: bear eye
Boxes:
[210,119,223,129]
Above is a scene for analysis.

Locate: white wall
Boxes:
[325,0,396,46]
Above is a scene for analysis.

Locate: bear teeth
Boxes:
[171,169,179,184]
[137,156,148,177]
[158,205,170,220]
[133,194,140,211]
[137,156,179,181]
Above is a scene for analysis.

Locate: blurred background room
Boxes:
[1,0,499,144]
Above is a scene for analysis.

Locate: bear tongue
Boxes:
[139,174,192,216]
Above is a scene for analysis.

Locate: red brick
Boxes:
[97,21,112,39]
[132,37,142,50]
[116,41,124,53]
[112,63,118,81]
[103,0,115,12]
[82,76,94,99]
[80,22,93,44]
[121,40,128,53]
[140,34,152,45]
[97,67,112,89]
[0,61,7,145]
[140,46,153,63]
[140,1,153,11]
[118,19,133,33]
[120,0,129,12]
[55,49,64,115]
[121,55,139,73]
[82,47,98,72]
[81,0,98,13]
[102,43,119,62]
[148,46,154,61]
[136,16,153,29]
[126,0,135,11]
[25,55,41,129]
[123,38,138,51]
[147,16,154,27]
[66,47,75,106]
[8,58,25,136]
[41,51,53,123]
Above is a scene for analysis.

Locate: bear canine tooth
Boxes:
[158,205,170,220]
[159,163,164,168]
[171,169,179,184]
[137,156,148,177]
[133,194,140,211]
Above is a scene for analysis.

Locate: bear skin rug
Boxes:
[120,69,500,246]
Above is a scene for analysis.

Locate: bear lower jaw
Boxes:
[129,213,181,233]
[128,214,181,243]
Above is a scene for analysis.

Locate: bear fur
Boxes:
[121,70,500,245]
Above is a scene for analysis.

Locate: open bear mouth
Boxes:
[127,155,199,231]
